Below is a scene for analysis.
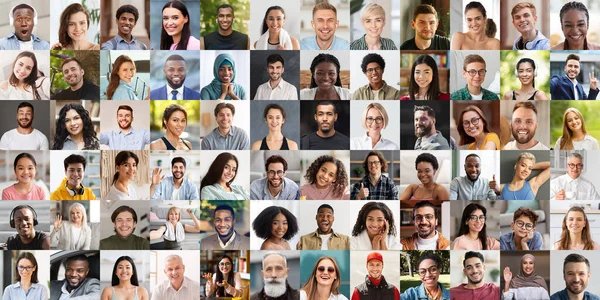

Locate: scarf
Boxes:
[256,28,293,50]
[509,254,548,292]
[203,53,244,99]
[163,221,185,242]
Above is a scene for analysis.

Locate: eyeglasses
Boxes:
[466,69,487,77]
[365,67,382,74]
[219,262,232,267]
[469,215,486,222]
[515,220,534,231]
[415,214,435,222]
[418,265,439,277]
[366,117,384,124]
[267,170,285,177]
[567,163,584,169]
[317,266,335,273]
[18,266,34,272]
[367,161,381,166]
[462,117,481,128]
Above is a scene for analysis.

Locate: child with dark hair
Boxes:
[300,155,349,200]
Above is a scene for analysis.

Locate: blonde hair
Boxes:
[361,3,385,21]
[313,2,337,16]
[361,103,389,130]
[167,207,181,222]
[68,202,87,225]
[511,2,537,18]
[560,107,587,150]
[517,152,536,165]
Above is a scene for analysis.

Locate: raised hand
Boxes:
[504,266,513,292]
[151,167,165,186]
[53,215,64,232]
[590,72,598,91]
[489,174,499,193]
[203,272,214,293]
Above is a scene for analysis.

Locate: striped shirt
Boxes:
[350,174,398,200]
[350,35,397,50]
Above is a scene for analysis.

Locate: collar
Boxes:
[369,80,389,91]
[217,126,234,137]
[361,133,388,144]
[6,32,41,42]
[119,79,133,88]
[118,127,135,135]
[218,230,237,248]
[517,30,546,49]
[115,34,136,43]
[267,78,287,90]
[169,276,189,292]
[311,228,339,238]
[167,84,185,97]
[562,173,581,184]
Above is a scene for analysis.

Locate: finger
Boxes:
[492,174,496,181]
[360,182,364,189]
[593,72,596,79]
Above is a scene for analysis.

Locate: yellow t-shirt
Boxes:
[468,132,500,150]
[50,178,97,200]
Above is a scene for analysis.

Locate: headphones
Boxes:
[8,4,38,28]
[66,182,85,196]
[514,58,538,78]
[10,205,38,228]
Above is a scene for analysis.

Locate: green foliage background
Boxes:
[500,50,550,98]
[550,101,600,147]
[200,0,250,36]
[150,100,199,131]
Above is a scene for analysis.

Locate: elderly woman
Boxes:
[350,103,398,150]
[51,202,92,250]
[401,253,450,300]
[350,3,397,50]
[200,53,247,100]
[502,254,549,300]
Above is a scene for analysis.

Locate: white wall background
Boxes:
[349,0,399,47]
[0,50,50,82]
[350,250,400,290]
[200,51,250,100]
[450,0,501,39]
[199,150,251,192]
[550,250,600,295]
[249,200,301,250]
[248,0,301,48]
[457,150,501,180]
[449,50,500,94]
[199,100,250,140]
[296,200,353,241]
[349,50,400,92]
[50,0,100,45]
[349,100,400,147]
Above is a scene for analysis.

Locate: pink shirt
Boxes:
[2,184,45,200]
[300,184,350,200]
[450,283,500,300]
[451,235,500,250]
[170,36,201,50]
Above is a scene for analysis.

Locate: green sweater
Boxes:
[99,234,149,250]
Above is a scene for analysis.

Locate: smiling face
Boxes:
[68,12,88,42]
[414,110,434,138]
[516,61,534,86]
[64,109,83,136]
[15,157,36,184]
[366,154,382,178]
[217,7,234,32]
[315,259,337,286]
[419,258,439,289]
[164,257,185,287]
[271,213,288,240]
[162,7,187,37]
[117,12,136,37]
[214,209,235,236]
[13,56,34,82]
[362,13,384,38]
[464,156,481,181]
[511,107,537,144]
[220,159,237,185]
[367,259,383,279]
[462,110,483,138]
[13,8,34,41]
[65,259,89,291]
[316,207,334,233]
[315,161,337,189]
[465,8,485,34]
[566,155,583,179]
[14,208,35,238]
[566,211,586,235]
[564,261,590,295]
[262,254,289,280]
[413,63,433,89]
[521,256,534,276]
[565,59,580,79]
[266,9,285,34]
[561,9,588,47]
[463,257,485,285]
[312,9,338,42]
[116,260,133,283]
[366,209,385,236]
[314,62,337,90]
[65,162,84,188]
[219,257,233,275]
[268,61,284,82]
[467,209,485,234]
[512,215,534,238]
[172,162,185,180]
[17,106,33,129]
[166,110,186,137]
[164,59,186,89]
[114,211,135,237]
[566,111,583,133]
[314,104,337,134]
[62,61,84,88]
[117,157,137,181]
[514,158,533,180]
[70,206,83,225]
[117,61,136,84]
[366,107,383,136]
[17,258,35,281]
[265,108,284,132]
[117,109,133,130]
[216,107,233,131]
[463,62,486,88]
[365,62,383,86]
[512,8,536,34]
[412,13,437,40]
[167,208,180,222]
[416,161,436,186]
[266,162,285,189]
[218,64,234,83]
[414,206,437,239]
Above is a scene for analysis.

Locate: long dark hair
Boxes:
[200,152,239,190]
[160,0,190,50]
[309,54,342,88]
[58,3,90,47]
[111,256,139,286]
[112,151,139,185]
[409,55,440,100]
[214,255,235,297]
[457,203,489,250]
[261,6,285,34]
[10,51,43,100]
[351,201,397,236]
[15,252,39,283]
[106,55,135,100]
[516,58,536,88]
[304,155,348,198]
[52,103,99,150]
[457,105,491,146]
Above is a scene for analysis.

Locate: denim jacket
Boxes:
[0,33,49,50]
[250,177,299,200]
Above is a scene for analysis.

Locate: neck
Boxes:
[470,30,487,42]
[364,34,380,47]
[218,126,231,136]
[569,232,583,246]
[518,82,535,92]
[513,234,523,249]
[267,130,283,138]
[218,181,230,190]
[510,178,525,186]
[269,77,282,89]
[368,131,381,142]
[316,36,333,50]
[19,231,35,243]
[516,139,538,149]
[467,231,479,241]
[170,278,184,291]
[417,86,430,99]
[572,130,585,140]
[369,173,380,184]
[421,180,435,189]
[117,281,134,288]
[20,278,31,288]
[317,228,332,234]
[219,229,234,243]
[268,182,283,197]
[414,35,433,49]
[521,30,537,44]
[316,284,331,299]
[117,177,130,188]
[15,180,33,190]
[467,85,482,95]
[421,230,436,240]
[473,132,487,147]
[165,131,180,142]
[268,31,280,42]
[73,221,83,228]
[71,79,84,91]
[425,284,440,295]
[567,289,586,300]
[424,128,436,139]
[219,27,233,36]
[71,39,88,50]
[172,33,182,45]
[173,176,183,188]
[317,129,335,138]
[369,81,383,90]
[67,181,80,190]
[119,33,132,43]
[119,127,131,134]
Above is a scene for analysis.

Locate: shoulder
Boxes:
[453,32,466,42]
[503,90,513,100]
[150,138,166,150]
[551,42,564,50]
[490,38,501,49]
[534,90,548,100]
[0,80,9,90]
[90,44,100,50]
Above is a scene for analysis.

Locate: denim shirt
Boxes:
[111,80,138,100]
[551,288,600,300]
[151,176,200,200]
[250,177,300,200]
[401,282,450,300]
[101,34,148,50]
[99,128,150,150]
[0,33,50,50]
[499,231,543,250]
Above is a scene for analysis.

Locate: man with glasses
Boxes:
[413,105,452,150]
[550,152,600,200]
[451,54,499,100]
[352,53,401,100]
[401,253,450,300]
[350,151,398,200]
[297,204,349,250]
[450,154,497,200]
[351,252,400,300]
[551,54,599,100]
[503,101,549,150]
[499,207,542,250]
[250,155,299,200]
[450,251,500,299]
[400,201,450,250]
[551,253,600,300]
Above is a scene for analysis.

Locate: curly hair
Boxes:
[9,51,44,100]
[351,201,397,236]
[162,104,187,129]
[58,3,90,47]
[309,54,342,88]
[360,53,386,73]
[363,151,388,174]
[52,103,99,150]
[556,206,594,250]
[200,152,239,190]
[252,206,299,240]
[301,256,342,299]
[513,206,539,224]
[106,55,135,100]
[160,0,190,50]
[15,252,39,283]
[304,155,348,198]
[457,105,491,146]
[415,153,439,170]
[111,256,139,286]
[457,203,490,249]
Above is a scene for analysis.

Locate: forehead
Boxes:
[165,258,183,267]
[565,261,588,272]
[366,62,381,68]
[18,106,32,113]
[562,9,587,21]
[63,61,81,70]
[567,156,582,164]
[318,258,334,267]
[218,108,233,115]
[118,260,132,266]
[465,9,483,18]
[267,162,284,170]
[170,110,186,118]
[464,257,482,266]
[218,7,233,15]
[69,11,87,22]
[415,206,435,215]
[514,7,534,17]
[320,161,337,172]
[165,60,186,68]
[70,206,83,213]
[465,62,485,70]
[67,259,88,268]
[316,104,335,113]
[13,8,34,16]
[465,156,480,164]
[226,159,237,168]
[567,211,584,218]
[14,208,33,217]
[119,12,136,19]
[18,258,33,265]
[367,260,382,266]
[367,209,384,218]
[173,162,185,168]
[415,63,433,72]
[419,258,436,268]
[65,109,80,118]
[315,62,336,71]
[268,61,283,68]
[318,208,333,215]
[513,107,536,118]
[314,9,336,19]
[417,161,433,169]
[414,110,430,118]
[67,163,84,169]
[366,108,382,117]
[264,254,285,267]
[367,154,380,162]
[517,62,533,69]
[415,13,437,21]
[116,211,134,219]
[515,215,532,223]
[118,61,134,69]
[215,209,233,218]
[566,59,580,66]
[16,157,34,166]
[267,108,282,116]
[117,108,132,115]
[463,110,480,119]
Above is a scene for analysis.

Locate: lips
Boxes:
[318,176,329,185]
[569,34,584,41]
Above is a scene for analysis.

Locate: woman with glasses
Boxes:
[252,206,299,250]
[452,203,500,250]
[251,103,298,150]
[350,103,398,150]
[457,105,500,150]
[554,107,599,150]
[400,153,449,201]
[502,58,548,100]
[2,252,46,300]
[499,207,543,251]
[350,201,401,250]
[401,55,450,100]
[300,256,348,300]
[553,206,600,250]
[490,152,550,200]
[401,253,450,300]
[502,254,549,300]
[203,255,243,298]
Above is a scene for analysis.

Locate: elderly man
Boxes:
[152,254,200,300]
[550,153,600,200]
[251,253,300,300]
[50,254,100,300]
[351,252,399,300]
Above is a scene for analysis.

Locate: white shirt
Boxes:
[503,140,550,150]
[554,135,599,150]
[300,86,352,100]
[570,78,580,100]
[0,128,49,150]
[414,231,450,250]
[320,233,331,250]
[254,79,298,100]
[300,290,348,300]
[470,92,483,100]
[167,85,184,100]
[350,230,402,250]
[19,39,33,50]
[350,134,399,150]
[103,184,138,200]
[503,286,550,300]
[550,173,600,200]
[151,276,200,300]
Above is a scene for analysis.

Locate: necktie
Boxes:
[171,90,178,100]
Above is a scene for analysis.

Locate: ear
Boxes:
[311,19,315,28]
[261,270,265,278]
[411,20,416,29]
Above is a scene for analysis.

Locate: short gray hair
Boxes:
[262,252,287,269]
[568,152,583,161]
[165,254,183,265]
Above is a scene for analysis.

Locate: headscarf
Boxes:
[509,254,548,292]
[200,53,246,100]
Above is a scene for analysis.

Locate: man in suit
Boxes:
[550,54,599,100]
[50,254,100,300]
[150,54,200,100]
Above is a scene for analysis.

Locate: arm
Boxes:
[529,161,551,193]
[150,226,166,240]
[435,185,449,201]
[139,287,149,300]
[101,287,111,300]
[240,130,250,150]
[450,32,464,50]
[150,168,165,200]
[534,90,549,100]
[83,226,91,250]
[183,209,201,233]
[484,140,497,150]
[449,178,459,200]
[399,185,414,201]
[389,180,399,200]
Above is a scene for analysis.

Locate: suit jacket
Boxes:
[150,85,200,100]
[550,75,599,100]
[50,277,101,300]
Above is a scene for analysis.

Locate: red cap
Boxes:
[367,252,383,263]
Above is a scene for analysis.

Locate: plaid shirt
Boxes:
[450,86,499,100]
[350,174,398,200]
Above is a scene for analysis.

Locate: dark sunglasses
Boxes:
[317,266,335,273]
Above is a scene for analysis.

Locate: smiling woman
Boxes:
[0,51,50,100]
[2,252,48,300]
[551,1,600,50]
[300,53,351,100]
[203,255,243,297]
[451,203,499,250]
[252,206,299,250]
[52,3,99,50]
[103,151,139,200]
[100,256,149,300]
[300,155,349,200]
[300,256,348,300]
[251,104,298,150]
[150,104,192,150]
[106,55,140,100]
[52,103,99,150]
[554,107,599,150]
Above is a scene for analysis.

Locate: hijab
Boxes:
[509,254,548,292]
[200,53,246,100]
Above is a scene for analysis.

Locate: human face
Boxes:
[117,157,137,181]
[365,62,383,86]
[367,260,383,280]
[467,209,485,234]
[65,260,89,291]
[17,258,35,281]
[414,110,434,138]
[13,8,34,41]
[117,12,136,37]
[262,254,288,279]
[465,8,485,34]
[418,259,440,289]
[67,12,88,42]
[314,104,337,134]
[416,161,436,186]
[362,13,384,38]
[271,213,288,240]
[512,215,534,238]
[515,158,533,180]
[266,162,285,189]
[266,9,285,35]
[65,109,83,136]
[366,209,386,236]
[511,107,537,144]
[512,8,537,34]
[162,7,187,37]
[414,206,437,239]
[463,257,485,285]
[15,157,36,184]
[316,207,334,233]
[462,110,484,139]
[566,112,583,133]
[219,257,233,275]
[521,257,534,276]
[14,208,35,237]
[414,63,433,89]
[566,211,586,235]
[412,13,437,40]
[314,62,337,90]
[17,106,33,129]
[365,107,383,136]
[561,9,588,47]
[220,159,237,185]
[564,262,590,295]
[172,162,185,180]
[70,206,83,225]
[62,61,84,87]
[366,155,382,178]
[464,156,481,181]
[315,161,337,189]
[164,60,186,89]
[265,108,284,132]
[116,260,133,283]
[268,61,284,82]
[65,163,84,188]
[312,9,338,42]
[217,7,233,32]
[565,59,581,79]
[114,211,135,237]
[117,109,133,130]
[218,65,233,83]
[566,156,583,179]
[164,257,185,287]
[117,61,135,84]
[315,259,337,286]
[166,110,186,137]
[516,62,534,86]
[214,209,235,236]
[13,56,34,82]
[463,62,486,88]
[168,209,180,222]
[216,108,233,130]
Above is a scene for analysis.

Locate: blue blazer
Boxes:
[150,85,201,100]
[550,75,599,100]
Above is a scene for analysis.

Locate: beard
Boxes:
[567,280,586,295]
[415,123,433,137]
[118,121,132,130]
[19,119,32,128]
[417,224,435,239]
[264,277,287,297]
[512,127,535,144]
[467,274,483,285]
[320,126,332,134]
[167,76,185,89]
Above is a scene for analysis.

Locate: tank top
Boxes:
[408,184,437,200]
[203,31,248,50]
[161,137,191,150]
[501,181,535,200]
[260,137,289,150]
[111,287,139,300]
[512,90,537,100]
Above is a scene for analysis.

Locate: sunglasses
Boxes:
[317,266,335,274]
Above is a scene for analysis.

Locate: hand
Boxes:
[53,215,63,232]
[523,228,536,243]
[216,280,230,289]
[203,273,214,289]
[277,42,287,50]
[187,208,193,214]
[357,183,369,199]
[51,42,63,50]
[489,174,499,193]
[556,189,565,200]
[504,266,512,283]
[227,83,236,97]
[371,234,383,250]
[383,219,390,236]
[151,167,165,186]
[220,82,231,97]
[590,72,598,91]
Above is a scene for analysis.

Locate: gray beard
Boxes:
[264,278,287,297]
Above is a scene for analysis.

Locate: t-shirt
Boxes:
[53,80,100,100]
[300,132,350,150]
[6,231,48,250]
[19,40,33,50]
[203,31,249,50]
[2,184,45,200]
[399,35,451,50]
[99,234,149,250]
[503,140,550,150]
[320,234,331,250]
[0,128,49,150]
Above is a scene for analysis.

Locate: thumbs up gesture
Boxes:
[489,174,500,194]
[358,182,370,200]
